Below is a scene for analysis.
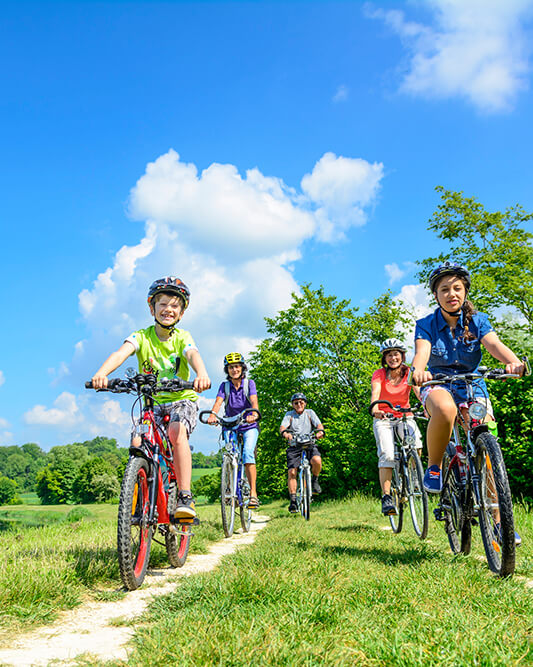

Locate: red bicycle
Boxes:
[86,369,198,590]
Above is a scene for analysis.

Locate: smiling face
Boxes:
[292,399,306,414]
[384,349,403,368]
[434,275,466,312]
[150,293,184,327]
[227,363,243,379]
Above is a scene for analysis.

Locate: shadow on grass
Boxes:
[321,542,440,566]
[67,545,119,585]
[329,523,379,534]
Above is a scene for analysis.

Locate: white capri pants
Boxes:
[373,417,423,469]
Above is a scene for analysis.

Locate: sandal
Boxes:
[248,496,260,509]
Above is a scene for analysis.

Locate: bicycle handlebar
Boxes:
[199,408,262,427]
[368,400,422,418]
[85,374,196,394]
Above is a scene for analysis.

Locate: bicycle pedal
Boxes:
[433,508,444,521]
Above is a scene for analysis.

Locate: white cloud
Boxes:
[395,283,434,321]
[385,260,416,284]
[0,417,10,429]
[24,392,80,428]
[367,0,533,112]
[0,371,4,387]
[333,84,349,102]
[301,152,384,241]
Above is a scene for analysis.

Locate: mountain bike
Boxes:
[86,369,199,590]
[369,400,429,539]
[422,361,530,577]
[199,408,261,537]
[283,430,324,521]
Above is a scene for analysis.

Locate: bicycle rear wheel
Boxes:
[389,464,403,534]
[239,473,252,533]
[441,445,471,555]
[406,451,428,539]
[476,433,515,577]
[165,523,192,567]
[117,456,153,590]
[300,466,311,521]
[220,456,236,538]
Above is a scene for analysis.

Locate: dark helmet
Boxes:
[291,392,307,403]
[429,262,471,293]
[147,277,190,310]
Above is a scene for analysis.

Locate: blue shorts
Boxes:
[224,428,259,465]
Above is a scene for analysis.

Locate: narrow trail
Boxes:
[0,515,270,667]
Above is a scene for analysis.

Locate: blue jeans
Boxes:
[224,427,259,464]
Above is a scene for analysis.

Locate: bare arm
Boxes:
[91,341,135,389]
[481,331,524,375]
[411,339,433,386]
[185,349,211,392]
[370,379,385,418]
[207,396,224,424]
[246,393,260,423]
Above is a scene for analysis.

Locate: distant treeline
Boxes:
[0,437,221,506]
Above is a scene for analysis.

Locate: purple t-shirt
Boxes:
[216,379,258,431]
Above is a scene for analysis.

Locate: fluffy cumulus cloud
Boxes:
[385,261,416,285]
[367,0,533,112]
[34,149,384,451]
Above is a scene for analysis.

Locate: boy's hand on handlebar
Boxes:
[194,374,211,392]
[412,369,432,386]
[505,361,524,376]
[91,373,109,390]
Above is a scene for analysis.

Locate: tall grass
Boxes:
[0,501,224,638]
[127,496,532,666]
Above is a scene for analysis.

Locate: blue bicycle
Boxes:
[200,408,261,537]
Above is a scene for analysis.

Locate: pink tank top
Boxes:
[371,368,412,418]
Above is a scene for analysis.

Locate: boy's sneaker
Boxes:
[423,465,442,494]
[311,476,322,495]
[174,492,196,519]
[494,522,522,547]
[288,497,298,513]
[381,494,397,516]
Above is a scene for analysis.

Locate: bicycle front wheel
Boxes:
[441,445,471,555]
[389,464,403,534]
[117,456,153,590]
[406,451,428,539]
[239,473,252,533]
[476,433,515,577]
[301,467,311,521]
[220,456,236,538]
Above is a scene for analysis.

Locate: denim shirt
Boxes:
[414,308,494,400]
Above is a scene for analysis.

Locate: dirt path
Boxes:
[0,515,270,667]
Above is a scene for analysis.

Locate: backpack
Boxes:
[223,379,251,412]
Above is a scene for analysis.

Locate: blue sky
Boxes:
[1,0,532,454]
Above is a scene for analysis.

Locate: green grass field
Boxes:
[0,494,531,664]
[123,496,533,666]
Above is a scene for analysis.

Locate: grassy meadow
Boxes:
[120,496,532,667]
[0,493,531,665]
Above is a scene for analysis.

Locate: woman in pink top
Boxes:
[370,339,422,516]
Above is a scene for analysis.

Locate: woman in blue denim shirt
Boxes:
[410,262,525,496]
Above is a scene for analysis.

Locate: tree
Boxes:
[36,458,78,504]
[72,457,119,503]
[417,187,533,331]
[0,476,19,505]
[249,286,409,499]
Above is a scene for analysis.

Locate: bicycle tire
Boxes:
[441,447,471,555]
[165,524,192,567]
[239,473,252,533]
[220,456,236,538]
[117,456,153,590]
[301,466,311,521]
[389,463,403,533]
[406,451,429,539]
[476,433,515,577]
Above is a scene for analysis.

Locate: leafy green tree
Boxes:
[72,457,119,503]
[192,471,220,503]
[417,187,533,330]
[36,458,78,504]
[250,286,409,499]
[0,476,20,505]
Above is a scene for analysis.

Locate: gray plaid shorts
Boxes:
[132,399,198,438]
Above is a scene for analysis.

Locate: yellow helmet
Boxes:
[224,352,244,365]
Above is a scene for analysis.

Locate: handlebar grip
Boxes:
[199,410,218,424]
[368,399,394,416]
[85,381,93,389]
[523,356,531,377]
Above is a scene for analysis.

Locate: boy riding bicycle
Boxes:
[280,393,324,513]
[91,276,211,519]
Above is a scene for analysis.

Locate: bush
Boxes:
[65,506,93,522]
[0,476,19,505]
[192,471,220,503]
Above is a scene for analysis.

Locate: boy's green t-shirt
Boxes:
[125,326,198,403]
